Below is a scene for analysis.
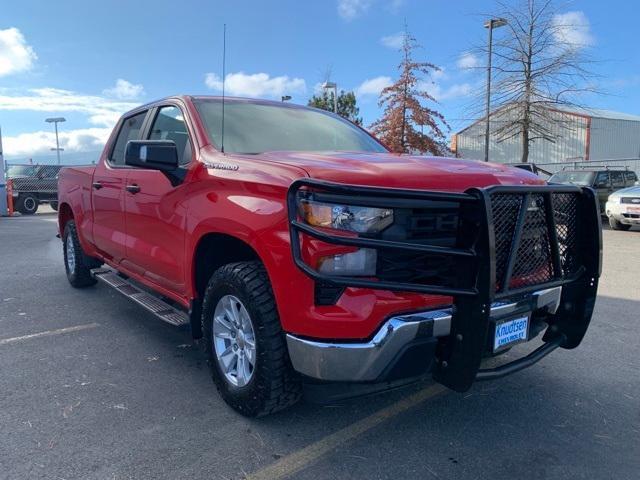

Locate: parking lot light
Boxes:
[322,82,338,113]
[45,117,66,165]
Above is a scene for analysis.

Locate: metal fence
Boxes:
[2,161,80,215]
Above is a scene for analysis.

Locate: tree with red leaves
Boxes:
[370,27,449,155]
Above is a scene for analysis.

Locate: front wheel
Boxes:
[609,217,632,231]
[50,201,59,211]
[201,261,301,417]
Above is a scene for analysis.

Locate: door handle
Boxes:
[125,184,141,194]
[92,182,103,190]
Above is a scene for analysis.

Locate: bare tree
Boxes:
[477,0,597,162]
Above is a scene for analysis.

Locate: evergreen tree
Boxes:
[308,90,362,125]
[370,26,449,155]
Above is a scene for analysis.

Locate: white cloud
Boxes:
[457,52,480,70]
[3,127,112,157]
[428,82,474,101]
[0,27,37,77]
[380,32,404,49]
[0,87,139,127]
[103,78,145,100]
[204,72,306,98]
[337,0,372,20]
[355,76,393,97]
[552,11,595,49]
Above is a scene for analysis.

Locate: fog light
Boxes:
[318,249,377,276]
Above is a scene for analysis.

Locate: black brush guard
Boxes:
[287,179,602,392]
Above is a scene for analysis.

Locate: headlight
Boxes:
[607,196,621,204]
[298,198,394,234]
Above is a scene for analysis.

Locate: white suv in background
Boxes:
[606,186,640,230]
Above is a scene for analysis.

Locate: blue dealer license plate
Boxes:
[493,315,530,352]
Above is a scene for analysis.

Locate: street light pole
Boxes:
[483,18,507,162]
[322,82,338,113]
[45,117,66,164]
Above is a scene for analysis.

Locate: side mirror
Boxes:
[125,140,178,172]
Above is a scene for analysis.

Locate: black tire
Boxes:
[63,220,100,288]
[16,194,39,215]
[50,201,59,211]
[201,261,301,417]
[609,217,631,231]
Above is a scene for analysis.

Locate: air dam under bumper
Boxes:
[286,287,562,382]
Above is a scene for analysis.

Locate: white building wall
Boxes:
[456,109,588,164]
[589,118,640,160]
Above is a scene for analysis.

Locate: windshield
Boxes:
[549,171,594,186]
[194,99,387,155]
[7,165,37,177]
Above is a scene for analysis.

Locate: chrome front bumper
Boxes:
[286,287,562,382]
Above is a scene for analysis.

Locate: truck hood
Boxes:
[260,151,544,191]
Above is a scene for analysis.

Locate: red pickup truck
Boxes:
[58,96,601,416]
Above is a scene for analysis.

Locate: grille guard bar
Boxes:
[287,178,602,391]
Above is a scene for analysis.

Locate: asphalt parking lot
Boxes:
[1,210,638,480]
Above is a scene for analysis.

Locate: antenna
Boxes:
[220,23,226,154]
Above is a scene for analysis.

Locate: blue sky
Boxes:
[0,0,638,162]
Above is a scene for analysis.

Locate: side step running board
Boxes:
[92,268,189,327]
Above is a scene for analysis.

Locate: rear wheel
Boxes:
[16,194,39,215]
[609,217,632,231]
[201,261,301,417]
[50,201,59,211]
[63,220,100,288]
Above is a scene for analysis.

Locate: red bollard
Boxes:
[6,178,14,216]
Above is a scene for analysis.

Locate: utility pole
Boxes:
[483,18,507,162]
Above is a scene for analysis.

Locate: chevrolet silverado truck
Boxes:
[57,96,602,417]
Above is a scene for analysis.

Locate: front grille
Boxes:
[376,206,463,289]
[374,191,581,294]
[491,192,580,293]
[621,197,640,204]
[377,250,460,289]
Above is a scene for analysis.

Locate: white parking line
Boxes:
[0,323,100,346]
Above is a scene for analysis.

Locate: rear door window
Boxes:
[109,111,148,166]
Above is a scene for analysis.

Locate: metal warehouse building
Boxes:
[452,106,640,169]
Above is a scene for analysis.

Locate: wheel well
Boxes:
[190,233,261,339]
[193,233,260,299]
[58,203,74,233]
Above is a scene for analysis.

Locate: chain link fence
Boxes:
[2,154,96,215]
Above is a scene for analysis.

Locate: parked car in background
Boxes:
[605,186,640,230]
[6,164,62,214]
[549,167,638,214]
